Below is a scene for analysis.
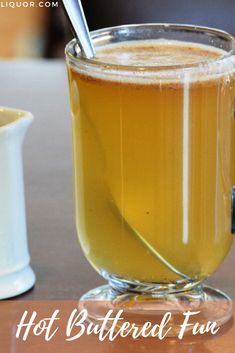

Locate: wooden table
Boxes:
[0,60,234,300]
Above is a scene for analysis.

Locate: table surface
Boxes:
[1,60,234,300]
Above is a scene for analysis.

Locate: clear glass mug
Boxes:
[65,24,235,329]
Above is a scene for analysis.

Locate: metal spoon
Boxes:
[62,0,95,58]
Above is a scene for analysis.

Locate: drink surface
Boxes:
[95,40,225,67]
[67,40,235,284]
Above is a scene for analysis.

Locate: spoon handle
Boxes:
[62,0,95,59]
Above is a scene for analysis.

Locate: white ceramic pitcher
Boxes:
[0,107,35,299]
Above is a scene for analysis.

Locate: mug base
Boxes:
[79,284,233,337]
[0,265,36,300]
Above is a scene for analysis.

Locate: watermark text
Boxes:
[0,1,59,8]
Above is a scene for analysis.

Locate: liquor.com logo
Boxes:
[0,1,59,8]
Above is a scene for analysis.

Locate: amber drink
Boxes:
[66,26,235,324]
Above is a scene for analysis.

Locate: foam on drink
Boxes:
[70,40,233,85]
[95,40,225,66]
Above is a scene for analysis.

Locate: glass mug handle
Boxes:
[231,187,235,233]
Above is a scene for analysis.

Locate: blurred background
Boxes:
[0,0,235,59]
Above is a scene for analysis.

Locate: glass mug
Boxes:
[65,24,235,329]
